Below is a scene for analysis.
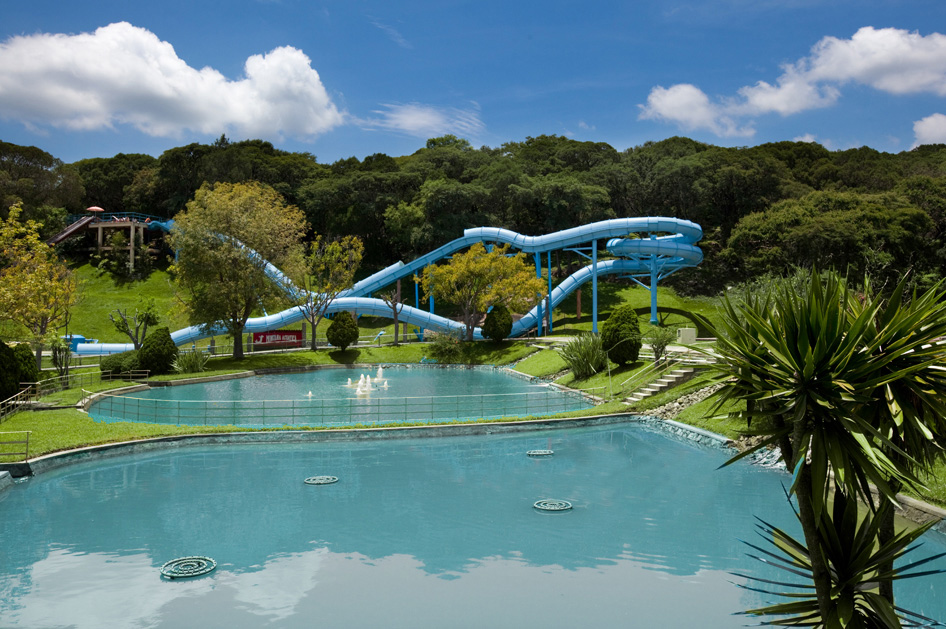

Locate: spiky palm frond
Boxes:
[733,492,946,627]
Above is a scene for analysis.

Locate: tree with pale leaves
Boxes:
[0,204,78,368]
[420,242,545,341]
[291,234,364,351]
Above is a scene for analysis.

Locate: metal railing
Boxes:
[0,389,39,423]
[0,431,31,461]
[85,387,591,428]
[23,370,149,398]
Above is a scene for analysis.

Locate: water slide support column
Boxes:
[592,240,598,334]
[546,250,553,333]
[649,234,659,325]
[415,279,423,340]
[535,253,544,336]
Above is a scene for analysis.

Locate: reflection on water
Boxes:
[1,423,944,628]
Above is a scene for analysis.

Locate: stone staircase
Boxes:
[626,366,695,402]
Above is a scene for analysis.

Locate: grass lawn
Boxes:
[511,348,567,378]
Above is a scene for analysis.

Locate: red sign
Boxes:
[253,330,303,348]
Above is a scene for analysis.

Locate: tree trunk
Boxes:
[877,477,903,603]
[309,320,319,351]
[233,330,245,360]
[34,346,43,372]
[779,430,834,622]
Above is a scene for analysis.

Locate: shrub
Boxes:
[326,311,359,351]
[100,350,140,375]
[173,349,209,374]
[600,304,642,366]
[482,304,513,342]
[12,343,39,385]
[138,327,178,376]
[559,332,607,380]
[0,340,19,400]
[645,325,678,364]
[49,337,71,377]
[427,329,464,363]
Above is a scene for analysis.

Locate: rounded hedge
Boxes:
[100,350,140,374]
[600,304,642,366]
[139,327,179,376]
[482,304,513,342]
[0,341,19,400]
[13,343,40,385]
[326,311,359,351]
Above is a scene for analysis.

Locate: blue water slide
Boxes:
[76,217,702,355]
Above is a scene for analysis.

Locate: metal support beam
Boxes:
[535,253,544,336]
[650,235,659,325]
[592,240,598,334]
[546,250,553,333]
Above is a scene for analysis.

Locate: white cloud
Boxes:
[362,102,485,139]
[913,113,946,146]
[640,26,946,138]
[638,84,754,137]
[0,22,345,140]
[370,18,412,49]
[792,133,818,143]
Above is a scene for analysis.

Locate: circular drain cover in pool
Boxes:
[527,449,554,456]
[534,499,572,511]
[304,475,339,485]
[161,556,217,579]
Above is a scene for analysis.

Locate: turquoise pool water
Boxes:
[1,422,944,628]
[88,366,591,427]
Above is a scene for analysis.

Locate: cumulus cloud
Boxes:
[640,26,946,137]
[638,84,754,137]
[914,113,946,146]
[361,102,485,139]
[0,22,345,139]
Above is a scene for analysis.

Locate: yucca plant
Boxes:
[559,332,607,380]
[173,349,209,374]
[734,489,946,627]
[697,269,946,621]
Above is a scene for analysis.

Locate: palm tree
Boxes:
[702,270,946,625]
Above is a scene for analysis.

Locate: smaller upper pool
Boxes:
[88,365,592,428]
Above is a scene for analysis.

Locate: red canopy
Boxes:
[86,206,105,212]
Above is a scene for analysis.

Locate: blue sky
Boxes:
[1,0,945,164]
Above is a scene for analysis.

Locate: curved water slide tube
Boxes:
[76,217,702,354]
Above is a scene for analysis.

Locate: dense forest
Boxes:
[3,134,946,296]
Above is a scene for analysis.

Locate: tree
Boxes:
[326,311,359,351]
[643,325,676,364]
[380,283,406,346]
[110,299,160,350]
[169,182,306,360]
[599,304,642,365]
[291,234,363,350]
[420,242,546,341]
[0,204,78,368]
[704,270,946,625]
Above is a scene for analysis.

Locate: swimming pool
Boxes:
[88,366,592,427]
[1,421,943,628]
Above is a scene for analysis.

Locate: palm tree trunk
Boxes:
[779,430,834,622]
[877,477,902,603]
